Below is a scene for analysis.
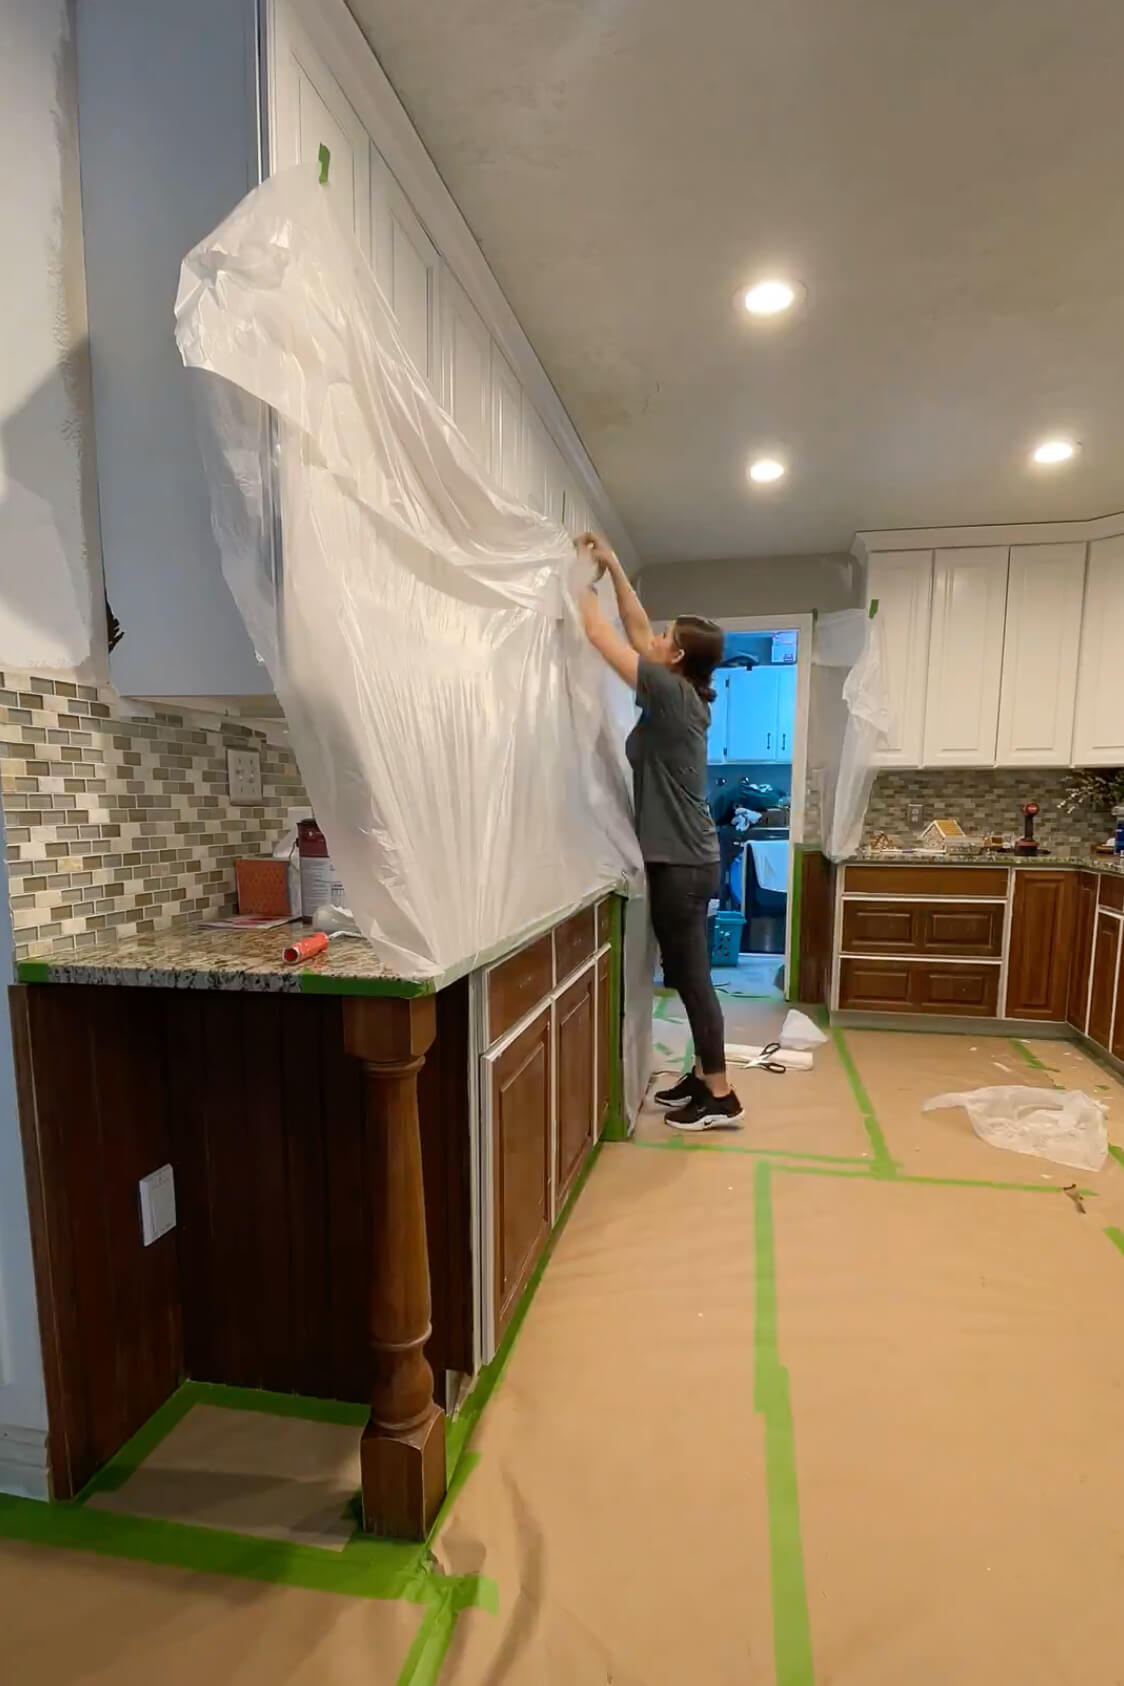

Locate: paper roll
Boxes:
[724,1043,814,1071]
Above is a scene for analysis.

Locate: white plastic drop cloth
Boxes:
[173,165,651,1111]
[811,609,893,861]
[922,1086,1108,1172]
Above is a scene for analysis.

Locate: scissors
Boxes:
[732,1041,788,1074]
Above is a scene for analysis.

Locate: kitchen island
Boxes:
[819,854,1124,1070]
[11,894,622,1538]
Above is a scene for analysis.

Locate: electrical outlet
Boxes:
[907,802,925,828]
[227,747,262,803]
[138,1164,176,1246]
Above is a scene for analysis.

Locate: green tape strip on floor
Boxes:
[1009,1038,1057,1077]
[753,1161,815,1686]
[623,1136,873,1167]
[1104,1226,1124,1258]
[829,1028,896,1176]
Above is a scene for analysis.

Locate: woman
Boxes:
[576,534,743,1131]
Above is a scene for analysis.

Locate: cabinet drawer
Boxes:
[1099,875,1124,912]
[844,864,1008,898]
[841,900,1004,957]
[555,906,595,981]
[839,957,1000,1016]
[487,933,553,1043]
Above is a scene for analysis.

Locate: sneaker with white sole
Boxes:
[664,1090,744,1131]
[653,1072,706,1108]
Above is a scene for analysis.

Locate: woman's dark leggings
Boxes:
[647,862,727,1077]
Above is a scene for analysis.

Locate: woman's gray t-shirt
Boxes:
[625,660,720,865]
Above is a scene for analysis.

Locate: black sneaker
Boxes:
[653,1072,706,1108]
[665,1090,744,1132]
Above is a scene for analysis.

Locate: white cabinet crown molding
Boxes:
[853,510,1124,563]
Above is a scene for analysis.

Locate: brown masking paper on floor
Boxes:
[843,1027,1124,1187]
[773,1171,1124,1685]
[435,1144,774,1684]
[640,998,872,1162]
[88,1403,361,1550]
[0,1540,421,1685]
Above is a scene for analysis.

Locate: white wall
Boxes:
[0,0,93,1496]
[635,553,863,621]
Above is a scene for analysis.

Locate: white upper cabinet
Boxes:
[707,674,730,761]
[996,543,1086,766]
[922,547,1009,766]
[1073,534,1124,765]
[726,667,786,762]
[275,17,371,251]
[440,275,492,471]
[369,152,440,391]
[774,665,797,759]
[522,409,566,524]
[490,348,523,499]
[867,551,932,766]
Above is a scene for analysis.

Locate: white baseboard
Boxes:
[0,1423,50,1501]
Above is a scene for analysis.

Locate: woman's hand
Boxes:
[576,531,618,580]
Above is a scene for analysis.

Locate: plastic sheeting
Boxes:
[811,608,892,861]
[174,165,651,1110]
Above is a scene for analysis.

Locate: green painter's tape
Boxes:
[396,1575,495,1686]
[299,972,433,998]
[16,960,49,983]
[753,1162,815,1686]
[788,848,804,1003]
[1009,1038,1057,1077]
[830,1027,896,1176]
[1104,1226,1124,1258]
[623,1137,873,1167]
[1109,1145,1124,1170]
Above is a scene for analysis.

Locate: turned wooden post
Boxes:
[342,994,445,1540]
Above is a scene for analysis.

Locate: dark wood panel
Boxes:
[795,849,834,1005]
[1068,873,1098,1031]
[555,906,595,982]
[841,900,1004,957]
[1087,913,1120,1049]
[491,1007,551,1339]
[596,951,611,1134]
[1099,875,1124,912]
[1114,931,1124,1064]
[13,980,474,1495]
[1004,871,1074,1021]
[487,933,553,1043]
[839,958,1000,1016]
[597,897,612,949]
[843,864,1009,898]
[556,970,595,1207]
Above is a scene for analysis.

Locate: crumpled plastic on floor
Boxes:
[922,1085,1108,1172]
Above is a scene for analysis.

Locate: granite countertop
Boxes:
[16,884,622,997]
[847,849,1124,874]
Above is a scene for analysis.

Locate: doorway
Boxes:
[707,615,812,1002]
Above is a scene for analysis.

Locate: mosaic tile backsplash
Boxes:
[861,768,1111,854]
[0,672,309,959]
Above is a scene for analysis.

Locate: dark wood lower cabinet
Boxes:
[839,957,1000,1016]
[1114,928,1124,1064]
[597,950,611,1133]
[840,900,1004,957]
[1088,913,1121,1050]
[1067,872,1099,1030]
[490,1007,552,1340]
[1005,871,1074,1020]
[556,971,595,1207]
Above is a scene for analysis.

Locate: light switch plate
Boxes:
[138,1164,176,1246]
[907,802,925,828]
[227,747,262,803]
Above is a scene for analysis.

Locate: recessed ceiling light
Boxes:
[1032,438,1079,465]
[742,279,799,316]
[748,457,786,484]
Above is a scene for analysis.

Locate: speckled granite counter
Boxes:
[16,925,429,996]
[847,850,1124,875]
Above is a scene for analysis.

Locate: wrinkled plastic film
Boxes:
[174,167,648,1097]
[811,609,892,861]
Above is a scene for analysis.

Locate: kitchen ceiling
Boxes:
[346,0,1124,564]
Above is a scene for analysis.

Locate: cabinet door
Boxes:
[596,949,612,1135]
[1087,912,1121,1050]
[707,674,730,761]
[1004,871,1073,1020]
[726,667,780,761]
[370,151,440,391]
[440,275,492,470]
[1067,872,1098,1031]
[555,970,595,1208]
[868,551,933,766]
[774,665,797,760]
[922,548,1008,766]
[522,409,566,524]
[562,483,591,538]
[1073,535,1124,764]
[279,32,372,253]
[838,958,999,1015]
[996,544,1085,766]
[489,1008,552,1339]
[490,348,523,498]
